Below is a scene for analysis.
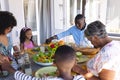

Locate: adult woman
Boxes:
[73,21,120,80]
[0,11,18,69]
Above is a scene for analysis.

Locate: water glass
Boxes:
[40,46,45,52]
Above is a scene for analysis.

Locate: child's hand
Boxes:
[72,64,88,75]
[45,37,53,44]
[72,64,81,74]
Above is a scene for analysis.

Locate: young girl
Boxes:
[20,27,38,52]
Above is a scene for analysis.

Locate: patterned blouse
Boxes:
[0,37,13,56]
[87,41,120,80]
[0,37,18,70]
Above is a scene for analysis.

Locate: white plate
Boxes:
[76,55,90,63]
[35,66,57,78]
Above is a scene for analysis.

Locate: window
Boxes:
[85,0,120,37]
[106,0,120,35]
[24,0,39,44]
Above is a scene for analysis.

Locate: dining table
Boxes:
[0,57,89,80]
[0,45,98,80]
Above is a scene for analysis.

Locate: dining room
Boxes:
[0,0,120,80]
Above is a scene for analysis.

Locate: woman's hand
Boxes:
[72,64,99,80]
[0,54,9,63]
[98,69,115,80]
[0,54,16,73]
[85,69,115,80]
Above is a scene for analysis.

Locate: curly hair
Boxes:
[20,27,34,44]
[0,11,17,35]
[85,20,107,38]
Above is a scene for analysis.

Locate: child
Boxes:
[20,27,38,52]
[0,45,85,80]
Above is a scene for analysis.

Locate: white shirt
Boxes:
[87,41,120,80]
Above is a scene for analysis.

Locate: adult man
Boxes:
[45,14,92,47]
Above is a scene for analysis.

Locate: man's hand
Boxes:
[45,35,57,44]
[45,37,53,44]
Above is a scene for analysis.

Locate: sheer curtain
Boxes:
[106,0,120,34]
[24,0,52,44]
[38,0,52,43]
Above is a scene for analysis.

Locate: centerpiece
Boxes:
[32,40,64,66]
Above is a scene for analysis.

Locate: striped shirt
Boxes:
[14,71,85,80]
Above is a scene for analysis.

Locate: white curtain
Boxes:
[24,0,52,44]
[38,0,52,43]
[70,0,77,25]
[106,0,120,33]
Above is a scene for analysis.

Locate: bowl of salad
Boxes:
[32,51,54,66]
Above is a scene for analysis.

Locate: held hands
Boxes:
[45,37,53,44]
[45,35,57,44]
[72,64,87,75]
[72,64,98,80]
[0,54,15,73]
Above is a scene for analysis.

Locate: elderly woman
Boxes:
[73,21,120,80]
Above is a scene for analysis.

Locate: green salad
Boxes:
[33,51,54,63]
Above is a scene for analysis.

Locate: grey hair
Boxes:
[85,21,107,38]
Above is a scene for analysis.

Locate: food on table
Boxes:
[25,49,36,55]
[33,51,54,63]
[58,40,65,46]
[76,52,82,57]
[75,48,100,55]
[35,66,57,77]
[76,52,90,63]
[32,47,40,52]
[35,66,76,78]
[33,41,63,65]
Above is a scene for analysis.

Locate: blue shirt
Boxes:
[56,26,92,47]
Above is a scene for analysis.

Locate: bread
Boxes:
[75,47,100,55]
